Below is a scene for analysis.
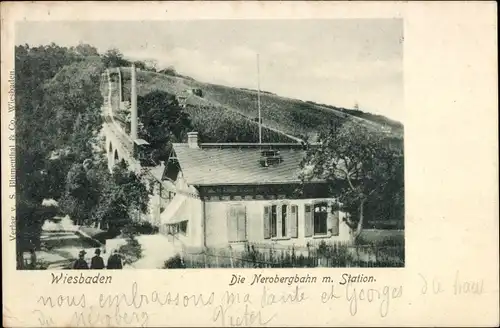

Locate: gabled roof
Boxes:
[146,163,177,192]
[148,163,166,182]
[171,143,318,186]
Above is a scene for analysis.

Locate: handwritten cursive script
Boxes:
[35,282,217,327]
[320,282,403,317]
[31,271,487,326]
[419,271,484,296]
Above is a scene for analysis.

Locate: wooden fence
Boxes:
[176,241,404,269]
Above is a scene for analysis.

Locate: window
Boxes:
[168,225,178,235]
[227,204,247,242]
[304,204,313,237]
[263,205,275,238]
[264,203,298,239]
[179,221,188,235]
[314,202,328,235]
[165,159,180,181]
[305,201,340,237]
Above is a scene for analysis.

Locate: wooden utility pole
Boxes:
[257,54,262,144]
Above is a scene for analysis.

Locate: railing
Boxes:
[175,241,404,269]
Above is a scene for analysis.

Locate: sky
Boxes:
[16,19,404,122]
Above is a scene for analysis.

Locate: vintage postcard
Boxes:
[2,1,498,327]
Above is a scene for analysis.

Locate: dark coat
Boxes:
[73,258,89,269]
[91,255,105,269]
[107,254,123,269]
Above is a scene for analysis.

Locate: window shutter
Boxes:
[276,205,283,238]
[304,204,313,237]
[290,205,298,238]
[331,209,340,236]
[227,205,238,242]
[237,205,246,241]
[263,205,271,239]
[271,205,277,238]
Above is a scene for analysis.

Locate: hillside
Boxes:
[118,67,404,143]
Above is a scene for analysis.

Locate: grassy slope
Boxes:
[119,68,404,142]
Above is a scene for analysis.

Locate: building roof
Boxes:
[171,143,319,186]
[148,162,166,182]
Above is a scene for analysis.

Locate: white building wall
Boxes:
[158,174,205,249]
[204,198,351,249]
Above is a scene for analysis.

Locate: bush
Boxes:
[134,221,159,234]
[92,229,121,244]
[118,235,142,265]
[121,221,158,236]
[163,254,186,269]
[356,232,404,247]
[378,236,404,247]
[315,241,353,267]
[27,260,50,270]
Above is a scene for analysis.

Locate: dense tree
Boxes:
[101,48,130,68]
[92,160,149,232]
[58,163,96,226]
[133,60,146,70]
[16,201,60,269]
[300,122,404,242]
[15,45,105,266]
[43,57,104,150]
[143,59,158,72]
[57,154,150,231]
[15,43,157,270]
[138,90,193,160]
[158,66,177,76]
[15,44,83,191]
[73,43,99,57]
[43,153,76,200]
[15,44,77,261]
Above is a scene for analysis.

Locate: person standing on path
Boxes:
[90,248,105,269]
[73,250,89,269]
[107,249,123,269]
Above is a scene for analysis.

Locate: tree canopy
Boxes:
[92,160,150,232]
[15,44,151,268]
[300,122,404,241]
[138,90,193,160]
[158,66,177,76]
[15,45,105,262]
[102,48,130,68]
[101,48,156,72]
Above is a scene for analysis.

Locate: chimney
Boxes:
[130,63,138,141]
[187,132,199,149]
[117,68,123,102]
